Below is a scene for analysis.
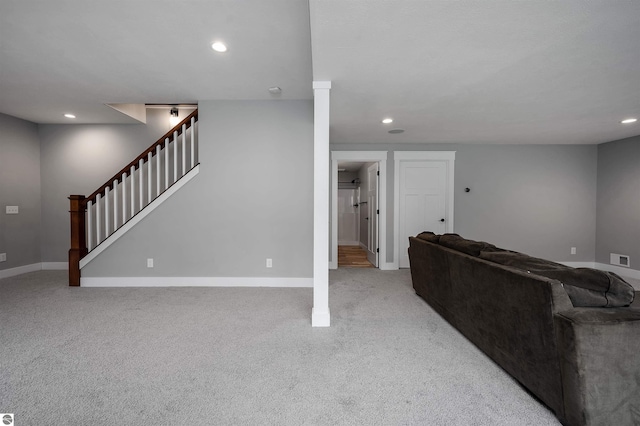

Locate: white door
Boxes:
[337,188,359,245]
[367,163,379,267]
[399,161,448,268]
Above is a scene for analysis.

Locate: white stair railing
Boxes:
[79,110,198,253]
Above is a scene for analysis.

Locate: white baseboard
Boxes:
[80,276,313,288]
[0,263,42,279]
[338,241,360,246]
[42,262,68,270]
[0,262,69,279]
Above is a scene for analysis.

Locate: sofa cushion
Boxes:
[479,250,568,271]
[438,234,488,257]
[416,231,440,243]
[539,269,635,308]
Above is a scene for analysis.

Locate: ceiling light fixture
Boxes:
[169,107,180,126]
[64,113,76,119]
[382,118,393,124]
[268,86,282,95]
[211,42,227,53]
[621,118,638,124]
[389,128,405,134]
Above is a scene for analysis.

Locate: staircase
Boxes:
[68,109,199,286]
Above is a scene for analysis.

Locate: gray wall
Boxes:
[0,113,42,270]
[82,100,314,278]
[38,109,176,262]
[596,135,640,271]
[333,143,598,264]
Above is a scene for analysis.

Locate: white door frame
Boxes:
[331,151,388,270]
[393,151,456,268]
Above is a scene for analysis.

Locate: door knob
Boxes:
[440,218,445,222]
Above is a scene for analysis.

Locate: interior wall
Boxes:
[332,143,598,263]
[38,108,177,262]
[0,113,42,270]
[596,135,640,272]
[82,100,314,278]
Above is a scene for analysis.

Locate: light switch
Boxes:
[6,206,19,214]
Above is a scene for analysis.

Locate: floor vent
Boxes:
[610,253,630,268]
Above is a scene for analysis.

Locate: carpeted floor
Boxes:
[0,269,560,425]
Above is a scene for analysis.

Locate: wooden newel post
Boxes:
[69,195,87,286]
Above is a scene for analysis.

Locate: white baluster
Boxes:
[139,159,144,209]
[87,200,93,251]
[164,138,169,189]
[190,117,195,168]
[173,130,178,183]
[122,173,127,222]
[113,180,118,229]
[104,187,110,236]
[130,166,136,217]
[181,123,186,177]
[96,194,101,244]
[147,153,152,203]
[156,145,161,197]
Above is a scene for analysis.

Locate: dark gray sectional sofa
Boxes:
[408,232,640,426]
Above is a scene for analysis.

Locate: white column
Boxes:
[312,81,331,327]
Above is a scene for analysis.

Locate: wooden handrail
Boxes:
[84,109,198,204]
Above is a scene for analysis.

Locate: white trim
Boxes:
[81,276,313,287]
[312,308,331,327]
[313,81,331,327]
[80,165,200,269]
[42,262,68,270]
[0,262,69,279]
[0,263,42,279]
[331,151,388,271]
[394,151,456,269]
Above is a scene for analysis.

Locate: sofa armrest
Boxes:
[554,307,640,426]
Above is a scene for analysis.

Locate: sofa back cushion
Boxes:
[416,231,440,244]
[538,268,635,308]
[478,250,568,271]
[438,233,488,257]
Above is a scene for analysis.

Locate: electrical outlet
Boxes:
[0,253,6,262]
[266,258,273,268]
[147,258,154,268]
[571,247,576,255]
[6,206,19,214]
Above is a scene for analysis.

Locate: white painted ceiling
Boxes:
[1,1,639,144]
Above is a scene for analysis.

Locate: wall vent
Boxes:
[610,253,630,268]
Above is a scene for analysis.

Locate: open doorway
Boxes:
[331,151,388,270]
[337,162,377,268]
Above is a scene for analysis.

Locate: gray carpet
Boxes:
[1,269,560,425]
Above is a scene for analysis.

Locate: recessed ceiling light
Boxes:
[389,128,405,134]
[382,118,393,124]
[211,42,227,53]
[621,118,638,124]
[64,113,76,119]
